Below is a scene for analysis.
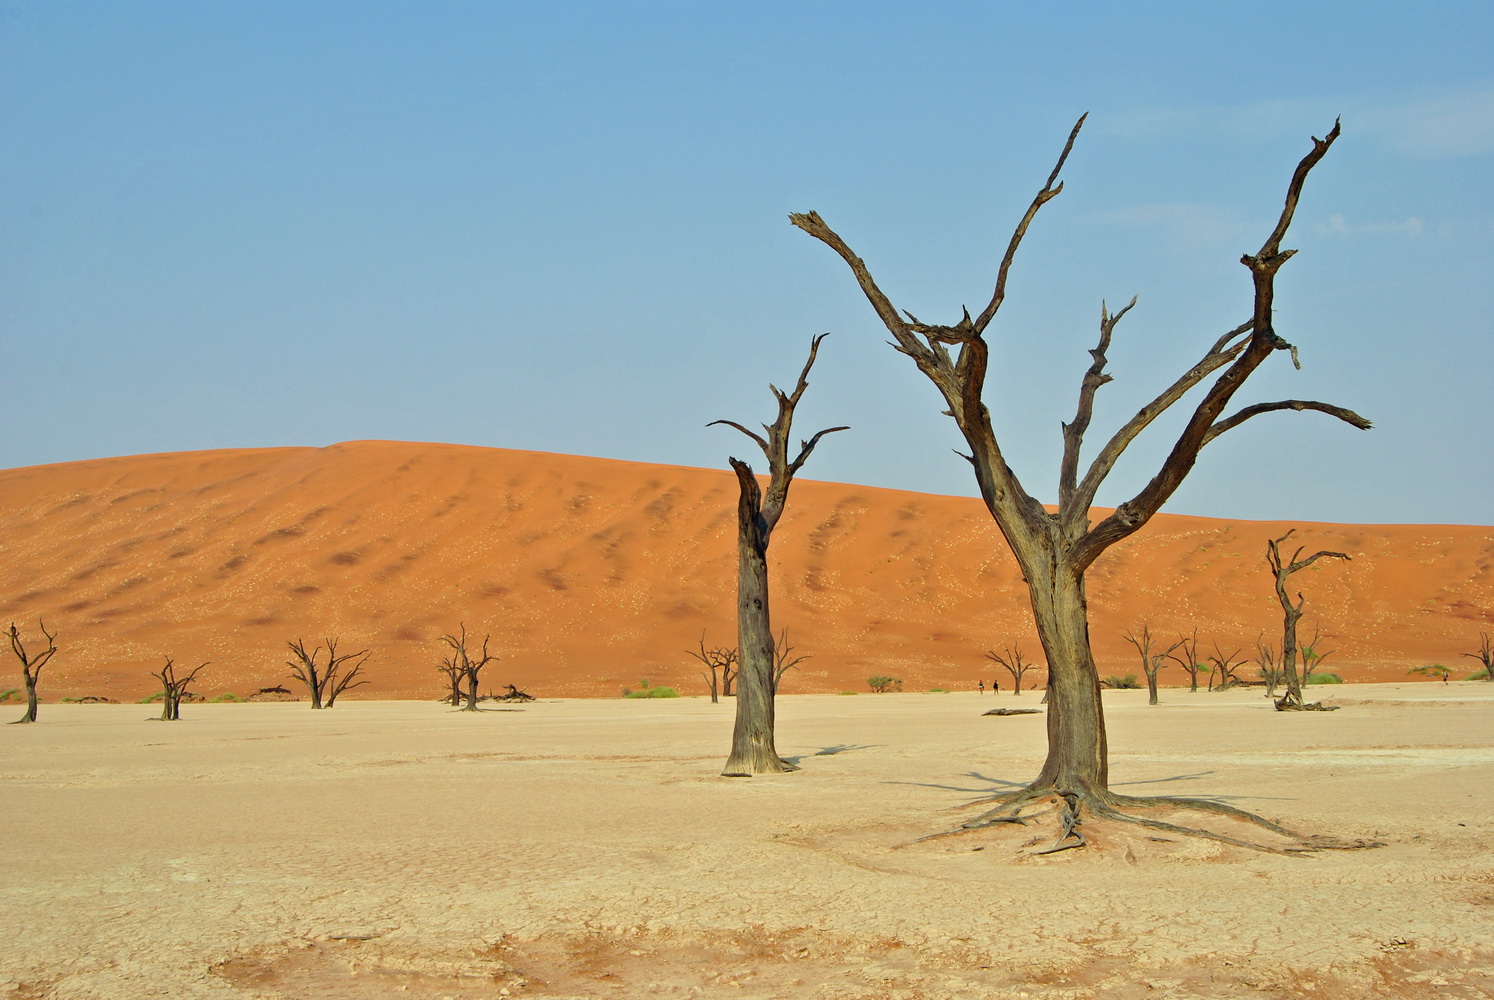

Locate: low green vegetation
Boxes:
[210,692,247,703]
[0,688,20,702]
[1306,672,1344,685]
[867,675,902,693]
[1103,674,1141,689]
[622,678,679,699]
[927,687,948,693]
[1409,664,1451,682]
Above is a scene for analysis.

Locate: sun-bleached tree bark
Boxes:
[1266,530,1350,711]
[711,334,847,776]
[8,620,57,725]
[793,117,1372,852]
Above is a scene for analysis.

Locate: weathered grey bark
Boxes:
[1266,531,1349,710]
[287,638,370,709]
[8,621,57,725]
[1123,625,1181,706]
[151,657,207,721]
[440,624,495,711]
[793,117,1373,851]
[985,645,1036,695]
[711,335,847,776]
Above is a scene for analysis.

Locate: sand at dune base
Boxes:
[3,682,1493,999]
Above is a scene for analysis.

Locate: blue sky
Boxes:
[3,2,1490,525]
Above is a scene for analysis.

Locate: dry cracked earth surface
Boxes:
[3,685,1492,999]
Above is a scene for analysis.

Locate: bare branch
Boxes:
[1202,399,1372,446]
[1059,296,1135,507]
[705,419,770,456]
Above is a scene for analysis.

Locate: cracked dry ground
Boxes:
[3,686,1492,999]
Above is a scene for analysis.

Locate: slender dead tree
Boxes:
[1166,629,1206,693]
[1253,632,1284,698]
[8,621,57,725]
[793,117,1371,851]
[150,657,208,721]
[286,638,370,709]
[1266,530,1350,711]
[439,623,496,711]
[687,635,739,704]
[985,645,1037,695]
[772,628,808,695]
[1206,642,1248,692]
[436,651,465,706]
[1122,625,1182,706]
[1464,632,1494,681]
[710,334,848,775]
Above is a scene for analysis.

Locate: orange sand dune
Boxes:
[1,440,1490,700]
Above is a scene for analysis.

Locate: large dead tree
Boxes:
[1464,632,1494,681]
[439,623,496,711]
[792,117,1371,852]
[1266,530,1350,711]
[150,657,208,721]
[286,638,370,709]
[1122,625,1182,706]
[8,620,57,725]
[710,334,847,775]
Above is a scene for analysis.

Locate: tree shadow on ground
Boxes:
[780,744,880,767]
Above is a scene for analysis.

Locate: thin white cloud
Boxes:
[1313,213,1425,237]
[1099,84,1494,160]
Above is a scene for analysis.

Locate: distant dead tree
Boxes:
[1122,625,1182,706]
[794,117,1372,849]
[1206,642,1248,692]
[286,638,370,709]
[1266,530,1350,711]
[436,650,465,707]
[1462,632,1493,681]
[1253,632,1284,698]
[1166,629,1206,693]
[150,657,208,721]
[985,645,1037,695]
[772,628,808,695]
[7,620,57,725]
[711,334,847,775]
[439,623,496,711]
[687,635,739,704]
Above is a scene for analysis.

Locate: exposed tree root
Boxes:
[927,782,1382,856]
[1275,693,1339,712]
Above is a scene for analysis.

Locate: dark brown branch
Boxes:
[1059,296,1135,507]
[1202,399,1372,446]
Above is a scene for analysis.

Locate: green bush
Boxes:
[928,687,948,693]
[1103,674,1141,689]
[867,675,902,693]
[838,691,858,696]
[210,692,247,703]
[139,692,164,704]
[0,689,19,702]
[1306,672,1344,685]
[624,685,679,699]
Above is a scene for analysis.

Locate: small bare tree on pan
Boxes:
[1253,632,1284,698]
[1122,625,1182,706]
[1266,530,1350,711]
[1464,631,1494,681]
[772,628,808,695]
[985,645,1036,695]
[687,635,739,704]
[7,620,57,725]
[287,638,370,709]
[150,657,208,721]
[1206,642,1248,692]
[436,651,465,707]
[1165,628,1206,693]
[794,116,1373,851]
[711,334,847,776]
[439,623,496,711]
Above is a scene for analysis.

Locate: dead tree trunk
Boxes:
[151,657,208,721]
[1166,629,1205,693]
[287,638,370,709]
[1266,530,1350,711]
[985,645,1036,695]
[8,621,57,725]
[1253,632,1284,698]
[711,335,847,776]
[1123,626,1181,706]
[686,635,737,704]
[1207,642,1247,692]
[793,117,1374,852]
[439,624,495,711]
[1464,632,1494,681]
